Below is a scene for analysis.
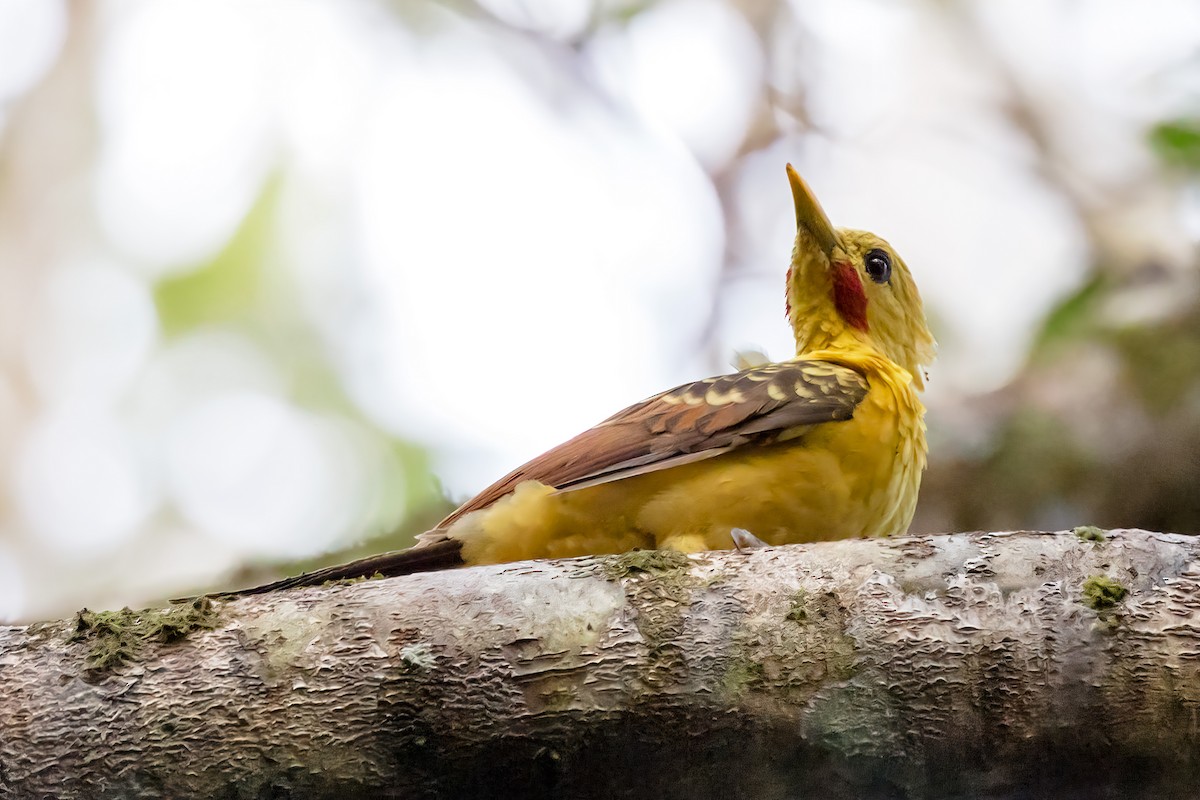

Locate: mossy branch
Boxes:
[2,529,1199,799]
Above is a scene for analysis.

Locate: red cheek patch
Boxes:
[832,261,869,331]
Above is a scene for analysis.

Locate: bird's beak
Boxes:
[786,164,838,259]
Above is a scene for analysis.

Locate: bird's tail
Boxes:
[206,535,465,598]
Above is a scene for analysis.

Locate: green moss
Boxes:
[69,597,221,671]
[722,656,767,695]
[1074,525,1107,542]
[399,642,436,671]
[786,590,810,623]
[599,548,691,582]
[1081,575,1128,611]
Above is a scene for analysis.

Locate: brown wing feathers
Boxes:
[438,360,868,526]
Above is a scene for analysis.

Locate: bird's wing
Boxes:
[436,360,869,528]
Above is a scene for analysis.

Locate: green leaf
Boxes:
[1032,271,1106,353]
[1149,119,1200,171]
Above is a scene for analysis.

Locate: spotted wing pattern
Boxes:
[437,360,869,528]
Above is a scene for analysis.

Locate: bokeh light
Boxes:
[0,0,65,122]
[94,1,272,271]
[15,408,153,556]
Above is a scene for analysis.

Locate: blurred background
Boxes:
[0,0,1197,622]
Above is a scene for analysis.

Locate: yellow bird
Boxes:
[229,165,935,595]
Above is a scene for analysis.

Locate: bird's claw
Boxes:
[731,527,770,553]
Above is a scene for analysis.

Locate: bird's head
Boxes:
[784,164,936,389]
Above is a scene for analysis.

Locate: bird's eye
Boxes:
[864,249,892,284]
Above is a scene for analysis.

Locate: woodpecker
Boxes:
[225,165,934,595]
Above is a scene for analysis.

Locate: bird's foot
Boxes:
[731,527,770,553]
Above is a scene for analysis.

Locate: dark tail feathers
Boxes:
[207,536,465,598]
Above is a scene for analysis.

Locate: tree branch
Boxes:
[3,529,1199,799]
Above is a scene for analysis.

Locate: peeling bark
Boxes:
[2,529,1199,799]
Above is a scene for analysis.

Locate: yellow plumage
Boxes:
[226,165,935,595]
[454,347,926,564]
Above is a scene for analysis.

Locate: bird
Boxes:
[221,164,935,596]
